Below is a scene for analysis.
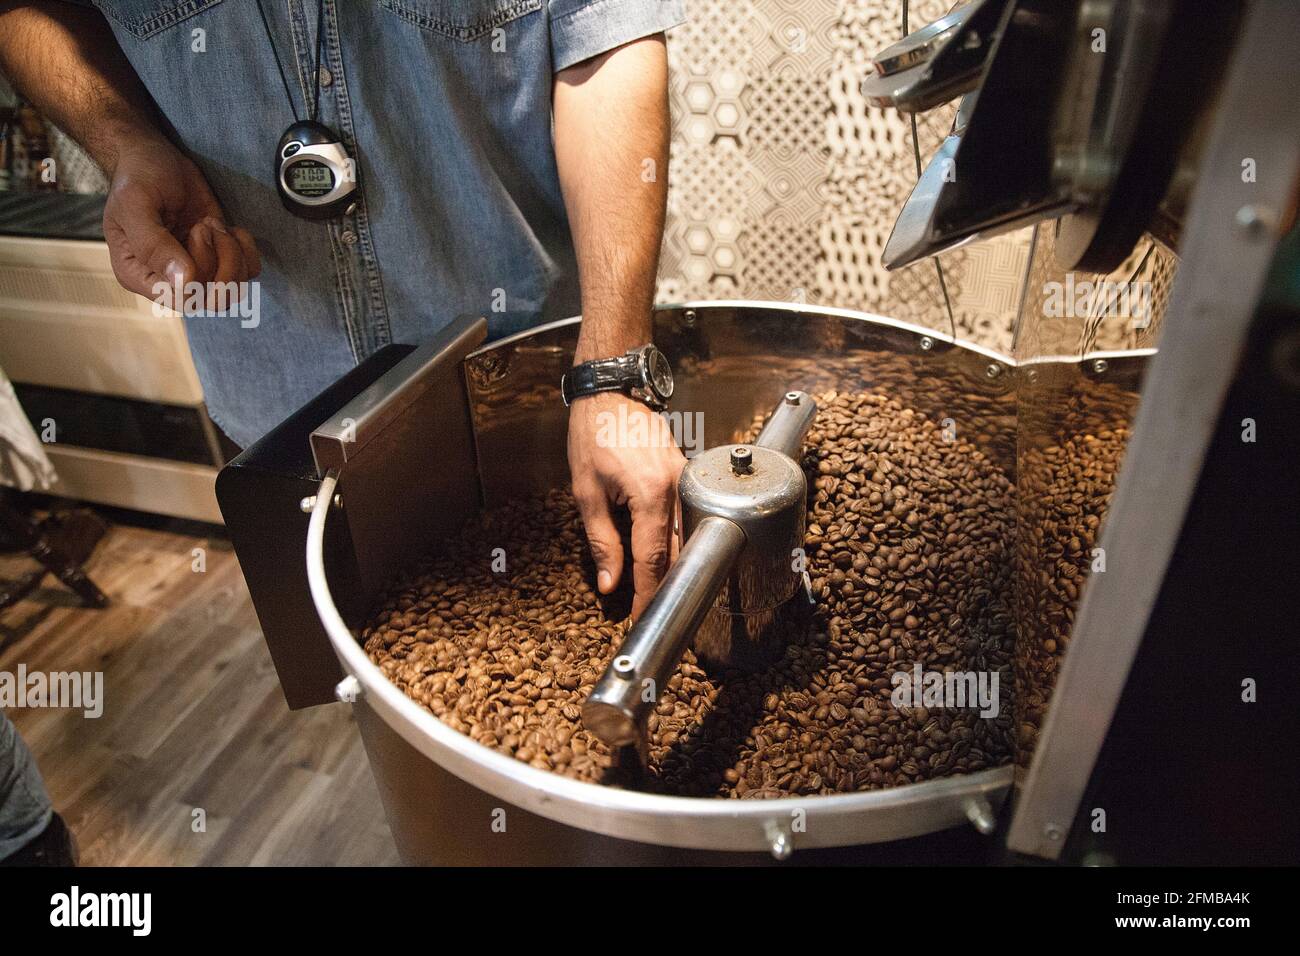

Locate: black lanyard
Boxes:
[255,0,357,220]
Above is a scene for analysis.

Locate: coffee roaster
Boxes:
[583,391,817,752]
[218,0,1298,863]
[222,303,1030,864]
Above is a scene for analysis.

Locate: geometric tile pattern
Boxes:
[660,0,1036,352]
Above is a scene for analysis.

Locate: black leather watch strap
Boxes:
[561,354,639,406]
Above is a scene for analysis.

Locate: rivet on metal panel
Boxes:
[1092,358,1109,375]
[764,820,793,861]
[1269,328,1300,389]
[963,795,997,835]
[300,493,343,513]
[1043,822,1066,842]
[612,655,636,678]
[985,363,1003,379]
[1235,204,1277,237]
[679,308,698,329]
[335,675,362,703]
[919,335,935,351]
[467,351,509,390]
[784,391,802,404]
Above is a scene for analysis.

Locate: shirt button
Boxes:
[341,229,358,244]
[319,67,333,88]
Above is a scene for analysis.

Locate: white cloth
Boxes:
[0,365,56,492]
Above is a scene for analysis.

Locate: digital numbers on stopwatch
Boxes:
[287,160,334,197]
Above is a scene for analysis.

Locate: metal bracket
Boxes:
[310,314,487,474]
[1005,0,1300,859]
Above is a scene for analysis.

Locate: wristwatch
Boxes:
[561,344,675,411]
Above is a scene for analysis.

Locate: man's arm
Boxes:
[0,1,160,175]
[0,1,257,304]
[554,35,684,620]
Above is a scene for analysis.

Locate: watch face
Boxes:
[285,158,336,197]
[646,348,674,400]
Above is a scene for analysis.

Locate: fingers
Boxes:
[205,217,250,310]
[628,482,676,621]
[573,479,625,595]
[231,225,262,278]
[104,187,196,304]
[204,217,247,284]
[187,221,217,284]
[185,217,260,312]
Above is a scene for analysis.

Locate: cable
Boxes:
[312,0,326,123]
[256,0,328,124]
[903,0,958,342]
[255,0,300,123]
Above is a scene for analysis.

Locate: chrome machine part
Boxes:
[583,391,816,749]
[307,441,1016,853]
[880,0,1076,268]
[1050,0,1239,270]
[298,302,1072,859]
[1006,0,1300,860]
[687,393,817,669]
[310,316,486,472]
[861,1,1003,114]
[308,314,486,604]
[878,0,1243,273]
[581,516,746,748]
[752,389,819,459]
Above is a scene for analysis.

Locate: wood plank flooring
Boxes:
[0,515,401,866]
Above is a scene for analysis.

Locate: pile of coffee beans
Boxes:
[1012,378,1136,765]
[364,387,1017,797]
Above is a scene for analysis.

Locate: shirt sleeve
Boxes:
[548,0,687,73]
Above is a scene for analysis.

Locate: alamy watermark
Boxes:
[151,277,260,328]
[0,665,103,718]
[595,405,706,457]
[1043,274,1153,329]
[891,663,1000,718]
[50,886,150,936]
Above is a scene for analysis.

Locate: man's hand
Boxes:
[553,35,674,620]
[105,137,260,311]
[568,393,685,620]
[0,2,259,310]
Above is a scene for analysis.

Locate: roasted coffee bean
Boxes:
[1011,378,1134,767]
[365,386,1023,798]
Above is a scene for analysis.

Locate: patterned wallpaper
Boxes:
[655,0,1029,352]
[656,0,1177,357]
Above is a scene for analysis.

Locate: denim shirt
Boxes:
[85,0,685,447]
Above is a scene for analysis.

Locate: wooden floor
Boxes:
[0,515,401,866]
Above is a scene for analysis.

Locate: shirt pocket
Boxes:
[91,0,223,40]
[379,0,542,41]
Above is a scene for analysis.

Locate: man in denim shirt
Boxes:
[0,0,687,612]
[0,0,686,859]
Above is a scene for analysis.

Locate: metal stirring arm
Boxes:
[582,391,817,748]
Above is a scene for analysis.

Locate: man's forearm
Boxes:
[0,1,166,174]
[553,36,670,364]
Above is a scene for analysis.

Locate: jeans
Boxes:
[0,710,52,860]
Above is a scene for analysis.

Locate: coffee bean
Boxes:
[364,381,1025,798]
